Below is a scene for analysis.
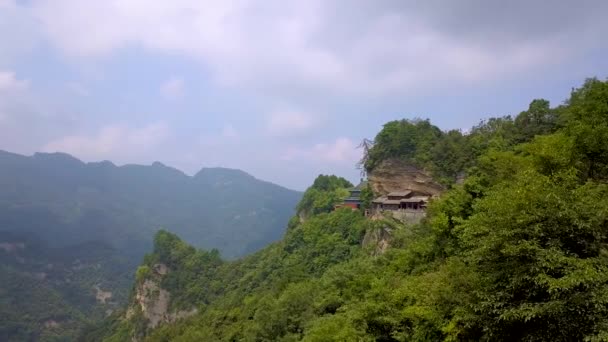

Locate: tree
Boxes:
[561,78,608,180]
[514,99,558,143]
[297,175,353,217]
[458,170,608,341]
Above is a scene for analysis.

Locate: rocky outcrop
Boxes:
[362,225,392,256]
[368,159,444,196]
[363,159,445,252]
[133,279,171,329]
[43,320,60,329]
[94,285,113,304]
[153,263,168,275]
[390,210,427,225]
[129,263,197,330]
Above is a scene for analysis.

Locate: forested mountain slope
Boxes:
[0,153,301,341]
[0,152,301,258]
[100,78,608,341]
[0,231,135,341]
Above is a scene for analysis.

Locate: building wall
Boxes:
[392,210,426,224]
[383,204,400,210]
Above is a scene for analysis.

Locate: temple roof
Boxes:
[344,197,362,202]
[387,190,412,197]
[372,196,387,203]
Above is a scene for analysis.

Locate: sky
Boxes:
[0,0,607,190]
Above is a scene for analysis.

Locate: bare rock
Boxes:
[44,320,60,329]
[130,263,198,331]
[94,285,113,304]
[362,225,392,256]
[153,263,168,275]
[135,279,171,329]
[368,159,444,196]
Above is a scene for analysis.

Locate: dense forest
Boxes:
[0,155,301,342]
[0,231,136,341]
[0,153,301,258]
[95,77,608,341]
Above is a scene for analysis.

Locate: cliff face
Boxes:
[363,159,445,254]
[132,279,171,329]
[127,263,197,336]
[362,225,392,256]
[367,159,444,196]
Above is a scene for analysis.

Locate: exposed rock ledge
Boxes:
[362,225,392,256]
[94,285,113,304]
[128,263,198,330]
[364,159,445,254]
[368,159,444,197]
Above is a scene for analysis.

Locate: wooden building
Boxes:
[372,191,430,212]
[336,180,367,210]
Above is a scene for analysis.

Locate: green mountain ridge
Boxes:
[0,150,301,256]
[98,77,608,341]
[0,230,136,342]
[0,151,302,341]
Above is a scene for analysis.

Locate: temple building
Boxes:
[371,190,430,213]
[335,181,432,224]
[336,180,367,210]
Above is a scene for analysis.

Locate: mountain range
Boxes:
[0,150,301,258]
[0,150,301,341]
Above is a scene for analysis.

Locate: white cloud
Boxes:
[0,1,40,65]
[22,0,605,100]
[42,122,170,161]
[197,124,240,149]
[0,70,29,124]
[281,137,360,164]
[66,81,89,96]
[267,109,315,136]
[222,124,238,139]
[317,137,360,163]
[0,70,29,92]
[160,76,185,100]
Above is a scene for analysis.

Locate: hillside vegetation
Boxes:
[0,155,301,341]
[0,232,135,341]
[0,154,302,258]
[101,78,608,341]
[361,97,558,185]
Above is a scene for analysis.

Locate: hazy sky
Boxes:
[1,0,607,190]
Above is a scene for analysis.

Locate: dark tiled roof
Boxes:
[387,191,412,197]
[372,196,387,203]
[344,197,362,202]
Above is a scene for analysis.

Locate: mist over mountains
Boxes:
[0,149,301,340]
[0,150,302,258]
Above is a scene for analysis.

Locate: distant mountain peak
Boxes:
[33,152,85,167]
[194,167,255,180]
[0,149,297,192]
[88,160,117,168]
